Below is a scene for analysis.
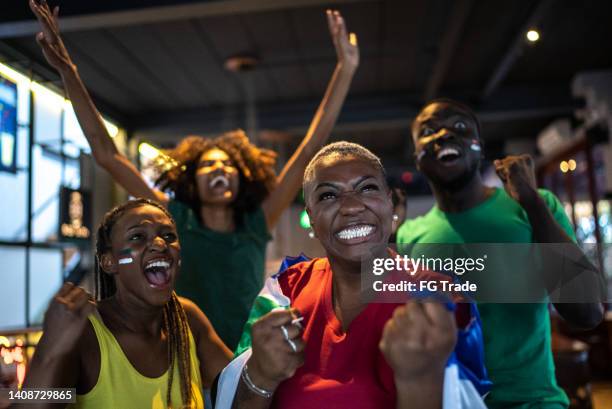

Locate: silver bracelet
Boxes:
[241,364,273,399]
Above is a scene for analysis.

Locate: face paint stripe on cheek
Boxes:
[470,139,481,152]
[118,248,134,265]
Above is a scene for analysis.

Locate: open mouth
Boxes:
[335,224,376,243]
[436,147,461,163]
[209,175,230,189]
[143,259,172,288]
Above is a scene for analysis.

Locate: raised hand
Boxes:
[40,282,96,357]
[327,10,359,73]
[259,9,359,228]
[494,154,539,207]
[29,1,167,205]
[29,0,74,73]
[246,309,305,392]
[380,301,456,383]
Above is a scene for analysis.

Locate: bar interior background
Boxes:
[0,0,611,407]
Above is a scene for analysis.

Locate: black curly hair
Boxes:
[154,130,277,226]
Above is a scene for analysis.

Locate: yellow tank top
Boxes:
[69,312,204,409]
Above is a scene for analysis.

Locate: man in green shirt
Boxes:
[397,99,603,408]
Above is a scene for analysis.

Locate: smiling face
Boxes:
[195,148,240,206]
[102,205,181,306]
[305,155,393,266]
[412,102,482,191]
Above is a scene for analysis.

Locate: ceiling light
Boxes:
[526,30,540,42]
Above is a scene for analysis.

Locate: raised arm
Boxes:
[29,0,167,204]
[262,10,359,228]
[494,155,604,329]
[15,283,95,409]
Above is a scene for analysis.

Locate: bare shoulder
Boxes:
[178,296,203,320]
[178,296,198,312]
[178,297,213,336]
[75,311,101,394]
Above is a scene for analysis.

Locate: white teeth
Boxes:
[210,175,229,188]
[336,225,374,240]
[145,260,170,269]
[437,147,460,160]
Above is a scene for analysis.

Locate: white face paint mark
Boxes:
[118,257,134,265]
[470,143,481,152]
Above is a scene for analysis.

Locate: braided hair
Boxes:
[94,198,193,408]
[154,130,277,226]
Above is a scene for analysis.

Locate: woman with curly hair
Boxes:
[31,0,359,349]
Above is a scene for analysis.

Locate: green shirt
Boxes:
[397,188,574,409]
[168,200,271,350]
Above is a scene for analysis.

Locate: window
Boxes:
[0,246,26,329]
[0,62,121,331]
[28,248,63,325]
[0,72,28,242]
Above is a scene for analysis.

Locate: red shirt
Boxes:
[271,258,399,409]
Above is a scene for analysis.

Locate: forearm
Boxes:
[22,337,74,389]
[263,64,356,227]
[13,338,76,409]
[199,334,232,388]
[395,372,444,409]
[281,63,355,176]
[522,194,573,244]
[58,65,165,202]
[58,65,119,166]
[523,194,604,328]
[553,302,603,330]
[297,63,355,157]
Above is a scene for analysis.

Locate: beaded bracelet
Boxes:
[241,364,273,399]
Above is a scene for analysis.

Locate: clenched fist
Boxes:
[379,301,456,383]
[247,309,305,392]
[41,282,96,358]
[494,155,539,207]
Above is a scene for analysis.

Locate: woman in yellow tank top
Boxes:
[18,198,233,409]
